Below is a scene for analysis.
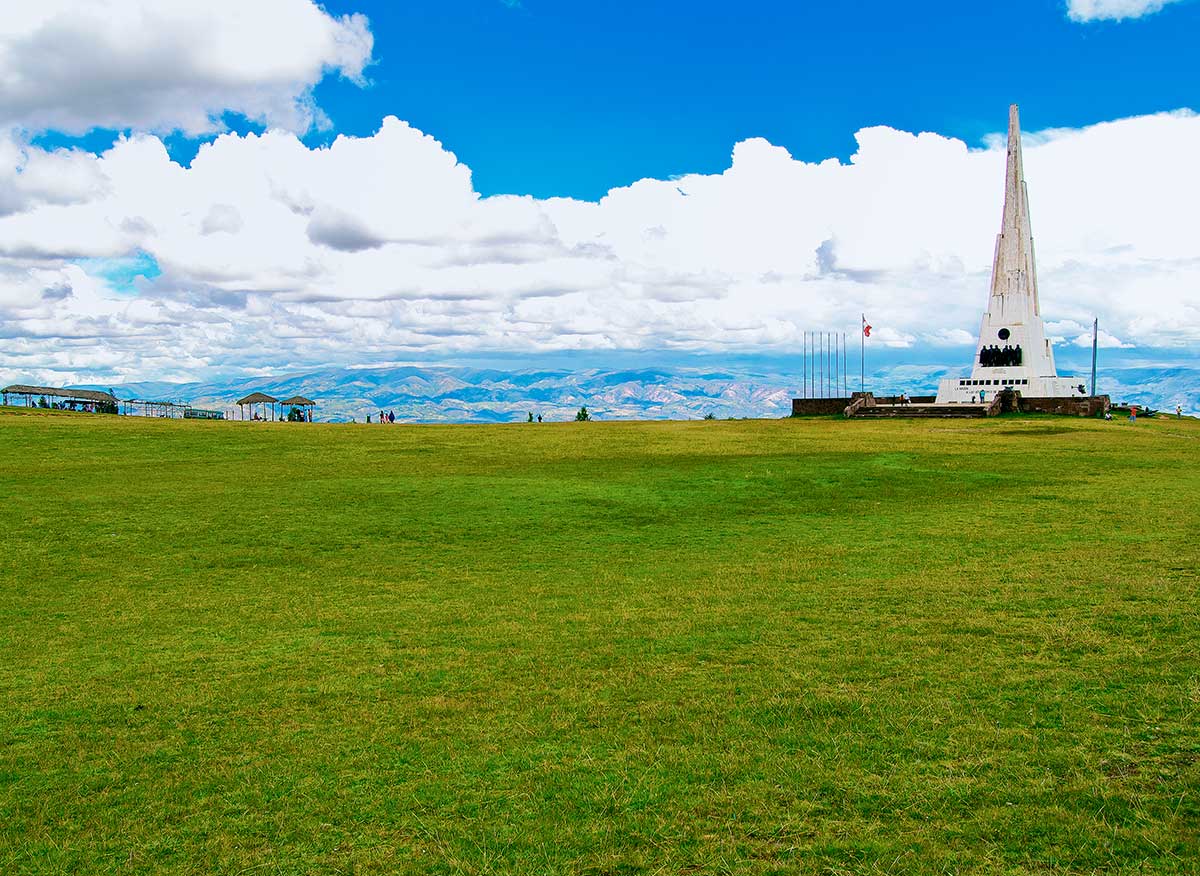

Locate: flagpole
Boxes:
[839,332,844,397]
[1090,317,1098,398]
[860,315,865,393]
[843,332,847,397]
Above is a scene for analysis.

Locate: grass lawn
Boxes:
[1,407,1197,874]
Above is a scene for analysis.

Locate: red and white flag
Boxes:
[862,316,872,338]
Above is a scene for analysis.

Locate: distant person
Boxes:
[1104,411,1113,421]
[971,394,977,404]
[1177,405,1183,418]
[537,414,542,423]
[388,410,395,424]
[979,389,987,404]
[1129,407,1137,424]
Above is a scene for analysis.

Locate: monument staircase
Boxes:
[845,392,1003,419]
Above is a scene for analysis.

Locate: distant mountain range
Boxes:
[72,361,1198,422]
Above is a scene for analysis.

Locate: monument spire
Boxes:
[991,104,1040,315]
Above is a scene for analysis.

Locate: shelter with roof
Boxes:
[280,395,316,422]
[236,392,279,421]
[2,384,118,413]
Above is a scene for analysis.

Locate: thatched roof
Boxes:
[236,392,278,405]
[3,384,116,403]
[280,395,315,406]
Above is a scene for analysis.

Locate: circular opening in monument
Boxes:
[998,328,1011,341]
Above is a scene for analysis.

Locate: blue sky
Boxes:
[37,0,1200,199]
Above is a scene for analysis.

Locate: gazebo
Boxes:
[280,395,316,422]
[2,384,118,412]
[236,392,279,421]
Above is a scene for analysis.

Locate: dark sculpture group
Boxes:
[979,344,1022,368]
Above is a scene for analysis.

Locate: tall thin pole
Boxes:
[820,332,826,398]
[833,332,838,398]
[803,332,807,398]
[1090,317,1099,398]
[860,315,865,394]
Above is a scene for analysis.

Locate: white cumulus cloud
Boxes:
[0,109,1198,386]
[0,0,373,135]
[1067,0,1186,22]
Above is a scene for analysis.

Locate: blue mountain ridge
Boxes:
[60,361,1198,423]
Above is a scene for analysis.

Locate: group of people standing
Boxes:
[979,344,1022,367]
[369,410,395,424]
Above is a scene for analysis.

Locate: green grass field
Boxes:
[1,408,1197,874]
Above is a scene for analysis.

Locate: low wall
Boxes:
[1018,395,1110,417]
[792,397,852,416]
[872,395,935,405]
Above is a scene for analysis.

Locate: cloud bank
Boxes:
[1067,0,1187,22]
[0,0,373,135]
[1,106,1198,387]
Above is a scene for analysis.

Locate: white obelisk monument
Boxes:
[936,105,1084,404]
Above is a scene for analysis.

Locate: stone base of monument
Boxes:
[934,375,1087,405]
[833,390,1110,420]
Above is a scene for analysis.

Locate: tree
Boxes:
[287,406,305,422]
[703,412,716,420]
[527,412,534,423]
[575,406,590,421]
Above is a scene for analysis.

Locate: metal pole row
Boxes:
[801,330,859,399]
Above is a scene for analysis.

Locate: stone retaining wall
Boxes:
[1017,395,1110,417]
[791,397,852,416]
